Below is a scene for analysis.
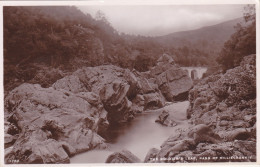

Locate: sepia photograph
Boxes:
[1,1,258,165]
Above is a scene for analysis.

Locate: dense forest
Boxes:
[3,6,255,93]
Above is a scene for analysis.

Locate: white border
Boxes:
[0,0,258,5]
[0,0,259,167]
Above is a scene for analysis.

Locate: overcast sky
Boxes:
[78,5,245,36]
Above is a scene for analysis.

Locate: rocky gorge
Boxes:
[4,54,256,164]
[4,54,194,163]
[117,54,256,163]
[3,5,257,165]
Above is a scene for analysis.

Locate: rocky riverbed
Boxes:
[106,54,256,163]
[4,54,256,164]
[4,54,193,163]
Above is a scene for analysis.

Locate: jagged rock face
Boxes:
[75,65,136,123]
[144,148,159,162]
[145,55,256,163]
[4,122,19,148]
[150,55,193,101]
[4,63,168,164]
[188,55,256,132]
[74,65,165,124]
[99,80,133,124]
[105,150,141,163]
[52,75,87,93]
[4,84,107,164]
[145,124,256,163]
[61,65,134,124]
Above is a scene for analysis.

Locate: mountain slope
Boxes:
[156,17,244,53]
[4,6,243,94]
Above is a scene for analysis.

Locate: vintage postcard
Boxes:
[0,0,259,166]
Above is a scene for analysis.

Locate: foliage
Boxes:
[217,5,256,71]
[4,6,221,92]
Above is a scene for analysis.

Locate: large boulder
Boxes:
[99,80,133,124]
[155,110,177,127]
[74,65,165,123]
[155,101,189,127]
[4,83,107,163]
[156,53,175,66]
[143,93,165,110]
[73,65,136,124]
[52,75,87,93]
[105,150,141,163]
[150,55,193,101]
[144,148,159,162]
[149,124,220,162]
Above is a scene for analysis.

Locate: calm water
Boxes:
[181,67,207,79]
[70,101,190,163]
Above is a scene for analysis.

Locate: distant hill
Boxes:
[4,6,244,93]
[156,17,244,54]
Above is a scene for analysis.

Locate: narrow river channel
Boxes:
[71,101,190,163]
[71,67,207,163]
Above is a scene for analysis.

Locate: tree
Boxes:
[217,5,256,71]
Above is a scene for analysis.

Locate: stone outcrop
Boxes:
[145,55,256,163]
[155,101,189,127]
[106,150,141,163]
[4,64,167,164]
[74,65,137,124]
[74,65,165,124]
[52,75,87,93]
[145,124,256,163]
[188,55,256,132]
[155,110,177,127]
[4,121,19,148]
[144,148,159,162]
[4,83,108,163]
[8,53,247,164]
[150,54,193,101]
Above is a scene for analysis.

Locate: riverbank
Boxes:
[144,54,256,163]
[4,54,256,164]
[70,101,190,163]
[4,54,194,163]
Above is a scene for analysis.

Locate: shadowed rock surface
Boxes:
[73,65,165,124]
[4,84,108,163]
[4,55,255,164]
[145,55,256,163]
[144,148,160,162]
[150,54,193,101]
[106,150,141,163]
[188,55,256,133]
[5,57,186,163]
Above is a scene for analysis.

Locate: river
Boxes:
[70,101,190,163]
[70,67,207,163]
